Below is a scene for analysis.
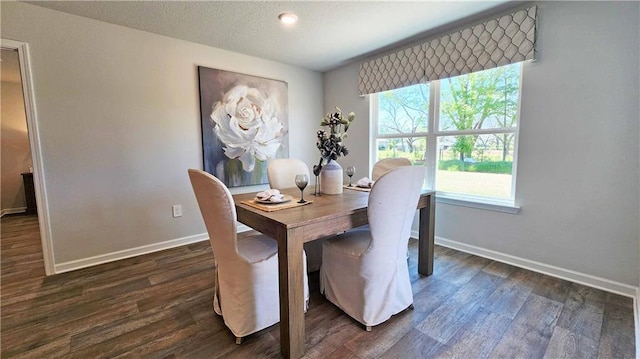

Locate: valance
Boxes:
[358,44,424,97]
[358,6,537,95]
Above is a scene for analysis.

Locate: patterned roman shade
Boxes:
[359,6,538,95]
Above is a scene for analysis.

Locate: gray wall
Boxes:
[325,1,640,286]
[1,2,323,266]
[2,1,638,285]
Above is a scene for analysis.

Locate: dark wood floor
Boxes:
[1,214,635,358]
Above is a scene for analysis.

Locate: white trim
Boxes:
[1,38,55,275]
[436,127,517,136]
[54,232,209,273]
[0,207,27,217]
[410,233,639,298]
[636,289,640,359]
[54,225,254,273]
[371,64,521,204]
[509,64,524,201]
[436,194,520,214]
[369,94,379,173]
[425,81,438,190]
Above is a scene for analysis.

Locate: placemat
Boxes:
[240,199,313,212]
[343,185,371,192]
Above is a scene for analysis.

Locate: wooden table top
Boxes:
[233,187,370,229]
[233,188,435,236]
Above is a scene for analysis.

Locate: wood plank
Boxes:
[300,312,364,359]
[557,284,606,341]
[543,326,599,359]
[432,307,512,359]
[68,309,195,358]
[481,260,516,278]
[437,254,492,286]
[532,275,572,303]
[489,294,563,358]
[416,272,503,343]
[605,292,633,309]
[342,310,418,359]
[1,214,635,359]
[321,345,363,359]
[597,303,635,359]
[483,268,541,319]
[2,335,71,359]
[382,328,446,358]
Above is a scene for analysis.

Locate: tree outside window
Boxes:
[374,63,521,202]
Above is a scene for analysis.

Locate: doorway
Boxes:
[1,49,33,216]
[1,39,54,275]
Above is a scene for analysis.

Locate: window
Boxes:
[372,63,522,207]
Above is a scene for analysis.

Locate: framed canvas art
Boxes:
[198,67,289,187]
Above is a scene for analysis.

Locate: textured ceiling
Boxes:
[24,1,513,72]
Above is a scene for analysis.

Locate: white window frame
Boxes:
[370,66,523,213]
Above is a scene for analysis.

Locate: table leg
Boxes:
[418,193,435,276]
[278,227,305,359]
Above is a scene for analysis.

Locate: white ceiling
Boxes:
[24,0,514,72]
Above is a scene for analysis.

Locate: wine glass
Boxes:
[295,174,309,203]
[346,166,356,187]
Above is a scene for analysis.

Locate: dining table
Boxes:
[232,187,436,359]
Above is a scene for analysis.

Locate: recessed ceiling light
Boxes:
[278,12,298,25]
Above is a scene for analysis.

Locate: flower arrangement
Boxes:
[312,107,356,177]
[211,85,285,173]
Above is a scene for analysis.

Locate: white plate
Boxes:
[254,194,293,204]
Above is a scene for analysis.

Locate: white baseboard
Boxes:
[411,232,638,298]
[54,225,254,274]
[0,207,26,217]
[54,232,209,274]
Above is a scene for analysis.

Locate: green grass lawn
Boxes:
[436,170,512,199]
[377,149,513,198]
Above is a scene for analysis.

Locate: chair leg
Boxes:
[235,337,242,345]
[365,326,372,332]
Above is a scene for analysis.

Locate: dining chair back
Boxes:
[267,158,309,189]
[371,157,412,181]
[187,168,309,343]
[320,165,426,329]
[267,158,323,271]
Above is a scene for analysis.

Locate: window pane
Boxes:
[439,63,520,131]
[376,137,427,166]
[436,134,515,199]
[377,84,429,135]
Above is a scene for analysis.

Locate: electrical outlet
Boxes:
[172,205,182,218]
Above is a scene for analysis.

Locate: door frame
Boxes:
[2,38,55,275]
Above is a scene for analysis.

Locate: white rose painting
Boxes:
[198,67,288,187]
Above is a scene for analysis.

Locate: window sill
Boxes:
[435,193,520,214]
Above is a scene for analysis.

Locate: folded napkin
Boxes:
[256,189,285,202]
[356,177,374,188]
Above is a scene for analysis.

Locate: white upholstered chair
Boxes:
[320,166,426,330]
[371,157,412,181]
[188,169,309,343]
[266,158,324,272]
[267,158,309,189]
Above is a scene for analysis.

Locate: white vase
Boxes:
[320,160,343,195]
